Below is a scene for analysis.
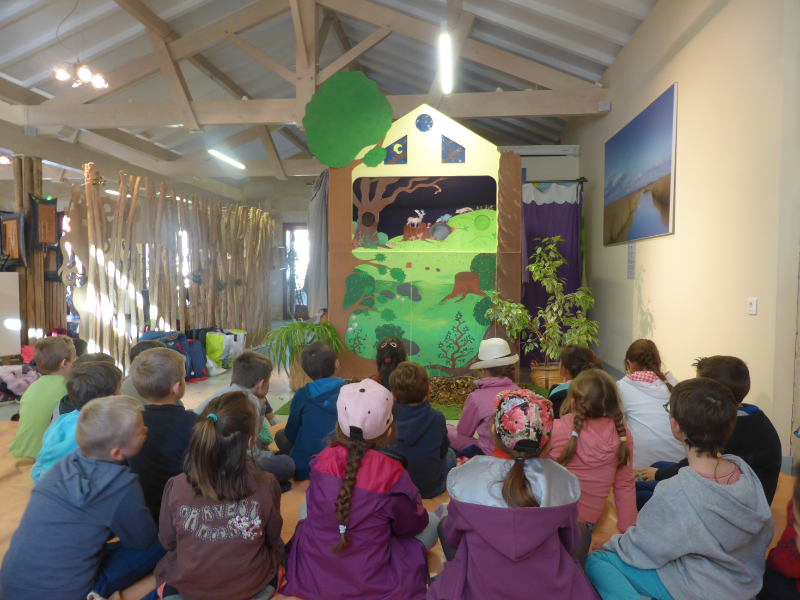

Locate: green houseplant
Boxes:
[485,236,599,387]
[262,320,347,390]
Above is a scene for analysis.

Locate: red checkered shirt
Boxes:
[766,501,800,592]
[625,371,661,384]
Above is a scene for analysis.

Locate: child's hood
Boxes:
[50,449,136,506]
[475,377,516,391]
[396,401,437,445]
[305,377,345,413]
[563,414,625,468]
[618,372,677,399]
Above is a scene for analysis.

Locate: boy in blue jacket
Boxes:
[275,341,345,480]
[31,359,122,482]
[390,361,455,498]
[0,396,164,600]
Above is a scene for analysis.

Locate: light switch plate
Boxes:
[747,298,758,315]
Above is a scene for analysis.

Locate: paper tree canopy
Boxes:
[302,71,393,168]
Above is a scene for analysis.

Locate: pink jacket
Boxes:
[456,378,519,456]
[547,414,637,532]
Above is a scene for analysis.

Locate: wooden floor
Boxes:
[0,421,792,600]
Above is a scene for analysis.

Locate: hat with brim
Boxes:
[470,338,519,370]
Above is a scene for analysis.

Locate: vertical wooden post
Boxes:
[12,156,27,347]
[33,157,45,337]
[295,0,317,126]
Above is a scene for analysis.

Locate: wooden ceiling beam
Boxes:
[225,34,298,86]
[294,0,317,126]
[163,157,322,178]
[275,127,310,155]
[2,88,608,128]
[290,0,310,72]
[256,125,287,180]
[0,78,47,106]
[147,31,201,130]
[317,0,597,90]
[317,26,392,84]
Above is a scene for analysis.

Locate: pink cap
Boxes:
[337,378,394,441]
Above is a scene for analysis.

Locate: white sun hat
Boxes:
[470,338,519,370]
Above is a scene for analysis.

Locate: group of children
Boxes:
[0,332,794,600]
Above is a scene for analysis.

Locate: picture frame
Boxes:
[29,194,59,250]
[0,211,26,269]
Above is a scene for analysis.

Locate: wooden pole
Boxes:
[12,156,27,347]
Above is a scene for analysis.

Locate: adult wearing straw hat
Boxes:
[446,339,520,457]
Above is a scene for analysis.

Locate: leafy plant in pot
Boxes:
[262,320,347,391]
[484,236,599,389]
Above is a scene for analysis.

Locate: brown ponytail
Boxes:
[625,339,672,391]
[330,422,397,553]
[493,431,545,508]
[559,345,602,379]
[186,392,257,503]
[558,370,632,468]
[483,364,516,380]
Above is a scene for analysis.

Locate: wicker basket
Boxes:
[530,364,564,390]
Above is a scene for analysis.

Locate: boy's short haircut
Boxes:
[301,341,337,381]
[66,361,123,409]
[129,340,167,364]
[72,338,88,357]
[73,352,115,367]
[231,351,273,389]
[34,335,76,374]
[669,377,738,458]
[389,362,430,405]
[692,356,750,404]
[77,395,143,460]
[130,348,186,400]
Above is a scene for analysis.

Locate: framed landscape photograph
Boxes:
[603,84,677,245]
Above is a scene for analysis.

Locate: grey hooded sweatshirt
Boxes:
[0,449,156,600]
[604,455,773,600]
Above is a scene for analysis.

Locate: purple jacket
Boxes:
[283,445,429,600]
[455,378,519,455]
[427,456,599,600]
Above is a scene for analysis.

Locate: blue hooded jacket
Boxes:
[284,377,345,480]
[395,400,450,498]
[31,411,79,483]
[0,450,156,600]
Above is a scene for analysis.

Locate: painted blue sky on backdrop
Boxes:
[604,85,676,205]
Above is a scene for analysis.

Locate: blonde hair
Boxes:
[130,348,185,400]
[34,335,75,374]
[76,396,143,460]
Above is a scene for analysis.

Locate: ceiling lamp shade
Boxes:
[54,65,71,81]
[91,73,108,89]
[77,65,93,83]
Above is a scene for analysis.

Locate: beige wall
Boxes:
[521,155,580,181]
[561,0,800,452]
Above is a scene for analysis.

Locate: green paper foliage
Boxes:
[363,147,388,167]
[302,72,393,168]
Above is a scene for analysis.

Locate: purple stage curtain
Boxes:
[521,183,583,367]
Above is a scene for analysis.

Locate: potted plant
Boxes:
[262,318,347,390]
[485,236,599,389]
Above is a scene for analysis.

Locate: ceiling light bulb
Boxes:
[54,67,71,81]
[71,81,83,88]
[208,149,247,170]
[0,156,10,166]
[77,65,93,83]
[91,74,108,89]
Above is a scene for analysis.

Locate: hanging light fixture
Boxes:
[52,3,108,90]
[77,65,93,82]
[91,73,108,89]
[54,63,72,81]
[0,156,11,166]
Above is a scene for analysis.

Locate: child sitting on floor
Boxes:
[447,338,519,457]
[760,464,800,600]
[195,351,295,489]
[429,389,597,600]
[637,355,782,508]
[10,335,76,459]
[274,341,346,481]
[120,340,167,406]
[283,379,437,600]
[32,359,122,482]
[127,348,197,523]
[0,396,162,600]
[616,339,684,470]
[390,361,455,499]
[548,368,637,566]
[547,345,602,416]
[156,392,283,600]
[586,378,774,600]
[51,352,115,423]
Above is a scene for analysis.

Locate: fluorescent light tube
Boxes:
[439,22,453,95]
[208,149,246,170]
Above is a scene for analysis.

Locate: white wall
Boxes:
[561,0,800,452]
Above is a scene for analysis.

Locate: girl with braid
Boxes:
[282,379,437,600]
[548,369,637,566]
[616,339,684,470]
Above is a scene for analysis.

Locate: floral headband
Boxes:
[494,389,554,452]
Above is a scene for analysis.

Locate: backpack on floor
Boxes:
[185,327,224,349]
[159,332,191,381]
[181,339,208,382]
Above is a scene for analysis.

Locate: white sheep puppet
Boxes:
[455,207,473,214]
[406,209,426,227]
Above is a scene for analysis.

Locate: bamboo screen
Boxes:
[61,164,275,370]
